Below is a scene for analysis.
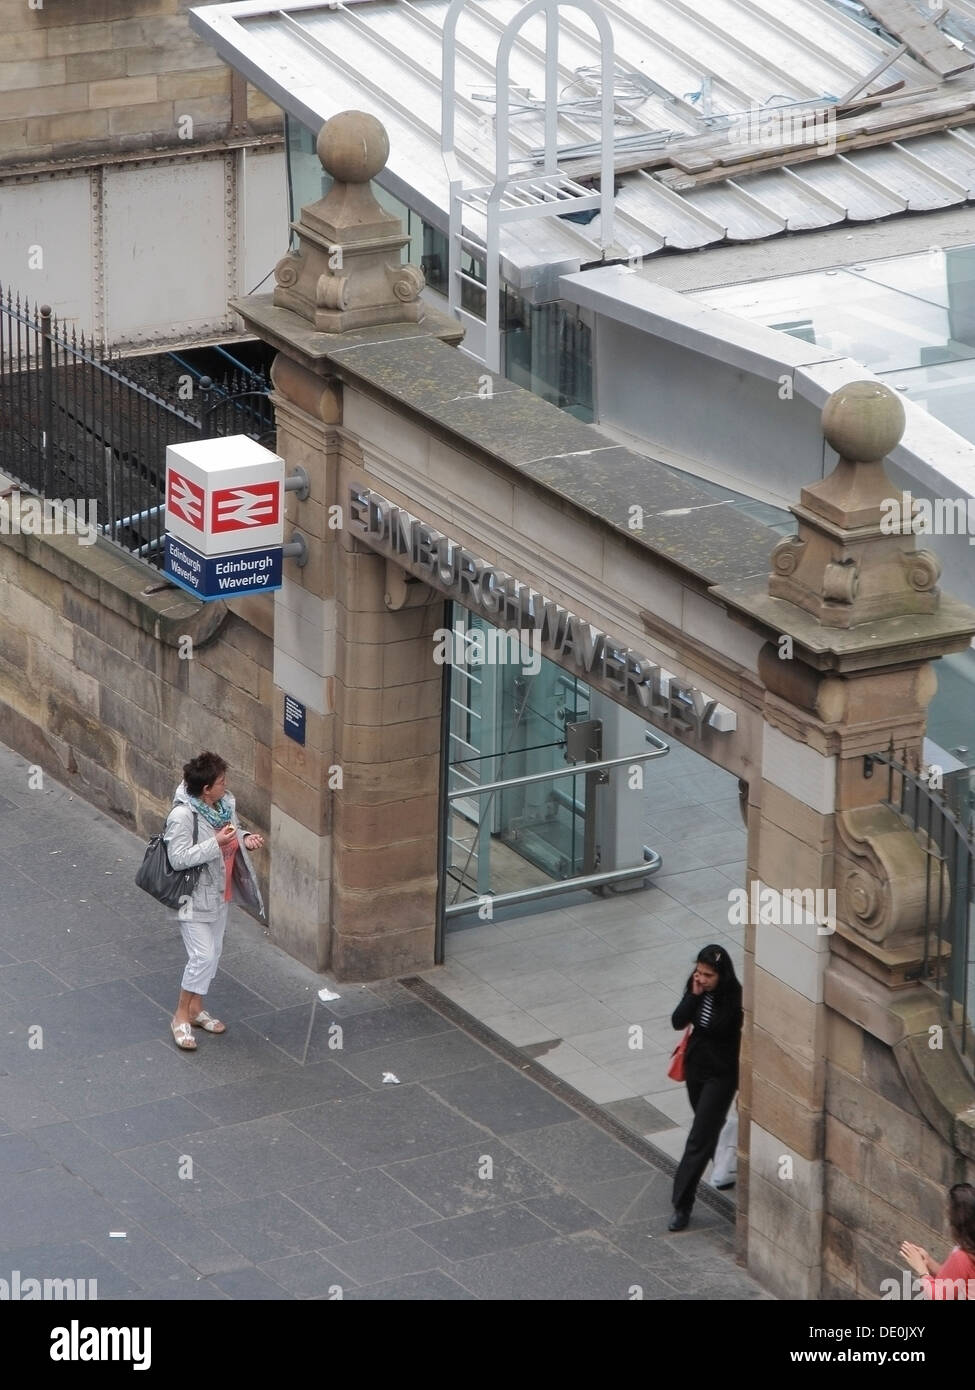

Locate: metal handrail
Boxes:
[444,849,663,918]
[445,738,668,801]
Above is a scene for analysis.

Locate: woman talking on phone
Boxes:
[668,944,743,1231]
[164,752,265,1052]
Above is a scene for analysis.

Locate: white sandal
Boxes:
[171,1020,197,1051]
[192,1010,226,1033]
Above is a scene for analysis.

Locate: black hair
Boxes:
[690,944,742,1005]
[183,751,228,799]
[948,1183,975,1257]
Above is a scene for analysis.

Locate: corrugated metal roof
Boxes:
[190,0,975,279]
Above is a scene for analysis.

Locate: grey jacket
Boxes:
[163,782,265,920]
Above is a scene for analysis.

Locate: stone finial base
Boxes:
[769,383,942,628]
[272,110,425,334]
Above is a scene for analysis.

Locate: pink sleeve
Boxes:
[922,1248,975,1299]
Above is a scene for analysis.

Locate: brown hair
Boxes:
[182,751,228,799]
[948,1183,975,1257]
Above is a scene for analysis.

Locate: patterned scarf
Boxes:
[183,786,232,829]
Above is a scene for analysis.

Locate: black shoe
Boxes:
[668,1208,690,1232]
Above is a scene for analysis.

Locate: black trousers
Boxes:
[672,1071,737,1213]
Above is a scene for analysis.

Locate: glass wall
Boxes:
[444,605,592,913]
[692,243,975,768]
[286,116,333,230]
[503,288,594,422]
[693,245,975,447]
[285,118,594,417]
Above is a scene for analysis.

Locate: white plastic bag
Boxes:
[712,1108,738,1188]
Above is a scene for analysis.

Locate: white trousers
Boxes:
[178,902,229,995]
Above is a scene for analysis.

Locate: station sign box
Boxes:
[165,436,285,555]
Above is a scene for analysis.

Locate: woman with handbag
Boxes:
[667,944,743,1231]
[164,752,265,1052]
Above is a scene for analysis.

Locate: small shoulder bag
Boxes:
[135,811,202,909]
[667,1026,692,1082]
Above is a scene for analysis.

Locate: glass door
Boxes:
[443,603,593,909]
[496,658,590,880]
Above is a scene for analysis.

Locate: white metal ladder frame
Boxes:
[442,0,617,372]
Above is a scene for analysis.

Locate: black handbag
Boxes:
[135,810,203,909]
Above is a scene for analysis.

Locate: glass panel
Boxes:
[496,657,590,880]
[413,212,449,296]
[885,358,975,443]
[693,245,975,377]
[444,604,593,910]
[285,115,333,232]
[503,289,594,421]
[285,122,595,422]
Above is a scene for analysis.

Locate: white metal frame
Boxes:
[442,0,617,371]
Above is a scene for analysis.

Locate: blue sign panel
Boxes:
[165,535,282,600]
[284,695,306,745]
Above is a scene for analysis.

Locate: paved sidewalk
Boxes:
[0,743,769,1300]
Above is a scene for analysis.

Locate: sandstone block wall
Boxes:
[0,0,281,165]
[0,527,273,903]
[823,1014,975,1299]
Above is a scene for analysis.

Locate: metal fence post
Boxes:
[40,304,54,497]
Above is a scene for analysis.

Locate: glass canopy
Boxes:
[693,245,975,444]
[695,246,975,780]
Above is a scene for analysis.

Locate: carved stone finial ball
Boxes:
[316,111,389,183]
[822,380,905,462]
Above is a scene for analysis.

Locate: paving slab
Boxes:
[313,1229,442,1286]
[382,1140,559,1218]
[344,1269,477,1300]
[183,1060,368,1126]
[256,1251,350,1298]
[423,1061,579,1134]
[74,1096,218,1151]
[288,1085,486,1169]
[284,1168,441,1241]
[0,740,768,1301]
[447,1230,655,1301]
[203,1193,341,1263]
[414,1203,555,1261]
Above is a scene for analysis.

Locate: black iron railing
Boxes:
[0,288,275,567]
[866,747,974,1074]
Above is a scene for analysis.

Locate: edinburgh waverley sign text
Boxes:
[349,485,737,739]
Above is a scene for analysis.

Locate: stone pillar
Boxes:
[714,382,975,1299]
[231,110,457,978]
[264,357,341,971]
[331,536,444,977]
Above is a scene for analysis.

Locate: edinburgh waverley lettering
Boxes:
[163,536,283,600]
[349,485,737,738]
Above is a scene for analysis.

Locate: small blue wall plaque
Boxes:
[284,695,306,745]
